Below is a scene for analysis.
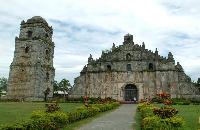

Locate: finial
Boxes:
[168,52,174,61]
[113,43,115,47]
[112,43,116,50]
[21,20,25,25]
[155,48,158,56]
[142,42,145,49]
[88,54,93,63]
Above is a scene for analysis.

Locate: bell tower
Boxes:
[7,16,55,101]
[123,33,134,44]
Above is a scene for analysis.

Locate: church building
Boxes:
[70,34,197,101]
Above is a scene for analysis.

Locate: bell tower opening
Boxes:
[25,46,29,53]
[27,31,33,38]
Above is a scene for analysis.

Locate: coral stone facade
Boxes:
[70,34,197,101]
[7,16,55,101]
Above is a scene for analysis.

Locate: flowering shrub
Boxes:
[152,92,171,103]
[156,92,170,99]
[163,99,173,105]
[137,102,184,130]
[153,106,178,119]
[45,102,60,113]
[137,102,154,112]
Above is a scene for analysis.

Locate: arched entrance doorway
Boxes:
[124,84,138,101]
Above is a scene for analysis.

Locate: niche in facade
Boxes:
[126,53,131,60]
[107,65,111,71]
[127,64,132,71]
[149,63,154,70]
[46,72,49,81]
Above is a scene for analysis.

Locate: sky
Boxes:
[0,0,200,85]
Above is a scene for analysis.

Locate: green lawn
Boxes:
[0,102,82,125]
[174,105,200,130]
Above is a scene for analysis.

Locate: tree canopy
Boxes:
[0,77,7,91]
[53,78,71,94]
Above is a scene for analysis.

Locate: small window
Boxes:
[45,50,50,60]
[126,53,131,60]
[25,46,29,53]
[27,31,33,38]
[127,64,132,71]
[46,72,49,81]
[107,65,111,71]
[46,50,49,55]
[45,33,48,38]
[149,63,153,70]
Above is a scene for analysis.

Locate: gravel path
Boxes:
[78,104,137,130]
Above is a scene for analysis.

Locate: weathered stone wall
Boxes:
[7,16,55,101]
[70,34,197,101]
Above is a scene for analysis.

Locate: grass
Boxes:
[134,110,142,130]
[0,102,82,125]
[173,105,200,130]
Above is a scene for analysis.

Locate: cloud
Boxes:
[0,0,200,84]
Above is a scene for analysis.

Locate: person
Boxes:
[148,96,151,102]
[133,97,136,102]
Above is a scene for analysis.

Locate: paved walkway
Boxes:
[78,104,137,130]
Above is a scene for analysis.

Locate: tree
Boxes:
[58,79,71,99]
[0,77,8,92]
[43,87,51,102]
[53,80,59,93]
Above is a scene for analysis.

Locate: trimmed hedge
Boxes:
[0,102,120,130]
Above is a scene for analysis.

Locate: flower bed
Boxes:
[137,102,184,130]
[0,102,120,130]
